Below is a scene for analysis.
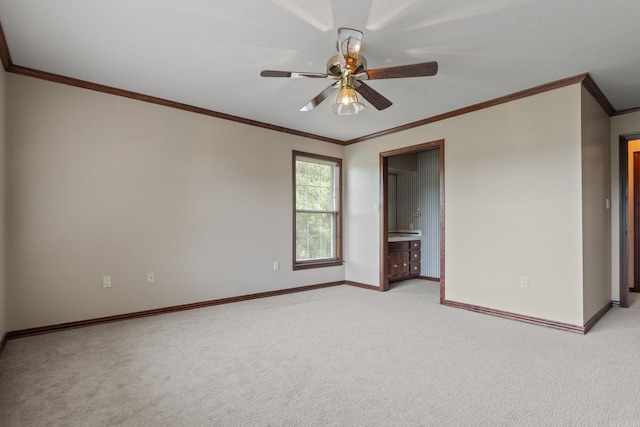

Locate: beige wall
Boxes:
[0,65,6,338]
[3,71,621,331]
[346,84,587,326]
[580,86,611,323]
[610,110,640,302]
[6,74,345,330]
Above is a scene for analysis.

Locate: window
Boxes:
[293,151,342,269]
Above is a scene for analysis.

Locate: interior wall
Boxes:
[345,84,585,326]
[580,86,611,323]
[6,74,345,331]
[0,65,6,338]
[609,110,640,302]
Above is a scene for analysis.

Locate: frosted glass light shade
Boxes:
[329,86,366,115]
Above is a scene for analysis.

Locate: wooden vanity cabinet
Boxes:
[388,240,421,282]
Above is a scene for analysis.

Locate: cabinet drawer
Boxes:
[410,250,420,262]
[410,263,421,274]
[389,241,409,251]
[410,240,420,250]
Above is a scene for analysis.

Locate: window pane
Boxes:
[318,187,332,211]
[306,185,320,210]
[296,161,309,185]
[296,186,307,210]
[293,152,341,268]
[296,159,334,211]
[296,212,335,261]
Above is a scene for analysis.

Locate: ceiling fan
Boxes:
[260,28,438,115]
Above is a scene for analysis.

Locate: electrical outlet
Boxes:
[147,272,155,284]
[520,276,528,288]
[103,276,112,288]
[273,261,280,271]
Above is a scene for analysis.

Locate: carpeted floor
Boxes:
[1,280,639,426]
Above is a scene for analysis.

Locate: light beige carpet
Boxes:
[1,281,639,426]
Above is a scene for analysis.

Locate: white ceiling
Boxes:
[1,0,640,142]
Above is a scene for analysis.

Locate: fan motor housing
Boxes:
[326,54,367,76]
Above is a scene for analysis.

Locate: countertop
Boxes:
[388,235,420,242]
[388,229,422,242]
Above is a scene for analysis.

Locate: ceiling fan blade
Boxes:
[337,27,363,72]
[352,81,393,110]
[357,61,438,80]
[260,70,333,79]
[300,81,341,112]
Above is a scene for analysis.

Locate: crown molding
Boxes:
[346,73,616,145]
[0,22,346,145]
[0,20,632,145]
[8,65,344,145]
[581,73,615,115]
[0,20,11,71]
[614,106,640,116]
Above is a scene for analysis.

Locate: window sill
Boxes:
[293,259,344,270]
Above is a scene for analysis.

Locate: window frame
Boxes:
[292,150,343,270]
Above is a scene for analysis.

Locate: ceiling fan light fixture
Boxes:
[329,85,367,115]
[260,27,438,114]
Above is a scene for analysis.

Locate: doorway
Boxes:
[634,152,640,294]
[619,132,640,308]
[379,140,445,302]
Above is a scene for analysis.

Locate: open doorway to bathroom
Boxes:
[620,133,640,308]
[379,140,444,302]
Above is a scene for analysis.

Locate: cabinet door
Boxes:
[398,251,411,277]
[388,252,400,279]
[388,254,395,279]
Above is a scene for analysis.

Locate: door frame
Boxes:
[619,132,640,308]
[379,139,445,303]
[634,152,640,293]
